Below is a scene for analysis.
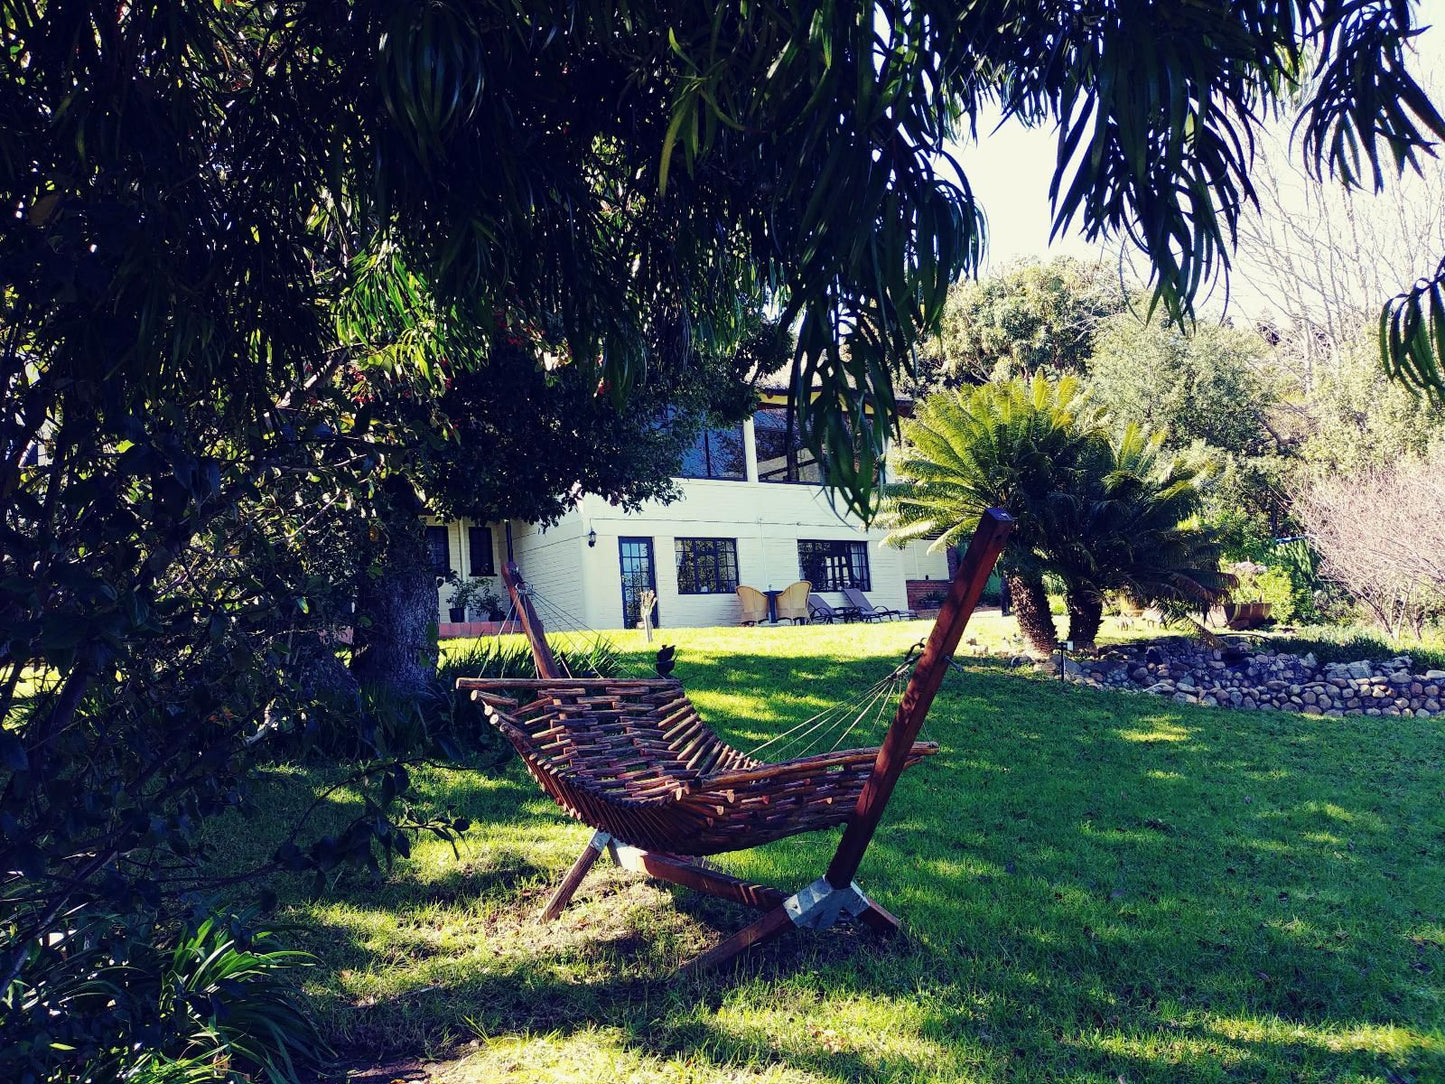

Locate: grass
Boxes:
[209,621,1445,1083]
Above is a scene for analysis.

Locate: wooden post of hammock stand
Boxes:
[686,508,1014,972]
[500,561,560,680]
[499,561,591,922]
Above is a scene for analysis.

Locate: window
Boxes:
[797,539,870,592]
[679,425,746,480]
[753,406,822,484]
[468,526,495,576]
[675,538,740,594]
[426,525,452,581]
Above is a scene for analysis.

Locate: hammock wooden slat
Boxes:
[456,509,1013,971]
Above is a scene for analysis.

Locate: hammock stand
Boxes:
[456,509,1012,971]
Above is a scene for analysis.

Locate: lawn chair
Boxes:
[775,580,812,624]
[842,586,918,622]
[808,594,859,623]
[736,585,768,626]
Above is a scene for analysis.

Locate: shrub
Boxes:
[1,907,324,1084]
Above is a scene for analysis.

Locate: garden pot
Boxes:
[448,606,465,623]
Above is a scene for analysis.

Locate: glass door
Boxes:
[618,537,659,629]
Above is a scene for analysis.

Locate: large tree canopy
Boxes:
[3,5,1445,1078]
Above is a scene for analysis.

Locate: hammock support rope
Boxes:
[456,509,1013,972]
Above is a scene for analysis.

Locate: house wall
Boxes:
[571,482,944,630]
[428,413,955,632]
[506,513,588,631]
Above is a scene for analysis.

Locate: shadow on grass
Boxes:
[243,633,1443,1082]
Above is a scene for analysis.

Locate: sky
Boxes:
[949,0,1445,312]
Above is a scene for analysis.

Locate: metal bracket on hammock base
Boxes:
[784,877,873,930]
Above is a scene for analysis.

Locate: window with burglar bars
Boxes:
[674,538,740,594]
[468,525,495,576]
[797,539,870,592]
[426,525,452,581]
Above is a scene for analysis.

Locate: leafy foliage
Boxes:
[922,257,1127,387]
[3,3,1444,1079]
[881,375,1105,571]
[1046,425,1229,645]
[1,908,324,1084]
[1087,317,1278,458]
[884,378,1226,649]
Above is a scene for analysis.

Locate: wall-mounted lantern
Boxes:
[587,528,597,548]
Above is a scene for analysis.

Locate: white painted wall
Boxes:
[507,513,588,630]
[428,414,954,631]
[570,480,934,630]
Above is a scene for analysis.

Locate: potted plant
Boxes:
[1213,561,1279,629]
[450,575,505,622]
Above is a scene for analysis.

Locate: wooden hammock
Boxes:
[456,509,1012,971]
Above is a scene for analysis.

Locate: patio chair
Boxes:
[775,580,812,624]
[808,594,860,623]
[736,584,768,626]
[842,586,918,622]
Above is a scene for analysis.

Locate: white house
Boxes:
[425,394,952,632]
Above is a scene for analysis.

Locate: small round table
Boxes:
[763,589,783,624]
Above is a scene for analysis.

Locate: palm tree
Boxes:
[1046,425,1231,649]
[881,375,1105,654]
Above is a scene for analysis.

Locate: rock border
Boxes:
[1031,639,1445,718]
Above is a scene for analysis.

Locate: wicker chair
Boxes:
[736,584,768,625]
[775,580,812,624]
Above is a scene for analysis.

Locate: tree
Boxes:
[881,375,1106,653]
[1298,338,1445,476]
[1232,83,1445,394]
[922,257,1128,387]
[1086,313,1293,540]
[1294,454,1445,637]
[1046,427,1228,648]
[1087,317,1278,458]
[883,378,1225,651]
[6,3,1445,1078]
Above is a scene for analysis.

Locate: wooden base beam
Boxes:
[539,830,610,922]
[683,904,796,974]
[610,844,786,912]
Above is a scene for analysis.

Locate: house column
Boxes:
[743,417,759,483]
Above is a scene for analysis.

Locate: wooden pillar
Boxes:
[825,509,1013,888]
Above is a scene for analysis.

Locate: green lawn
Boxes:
[215,621,1445,1083]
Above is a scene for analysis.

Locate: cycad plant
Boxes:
[881,374,1106,653]
[1046,425,1231,648]
[884,378,1229,653]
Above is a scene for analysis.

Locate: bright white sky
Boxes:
[949,0,1445,315]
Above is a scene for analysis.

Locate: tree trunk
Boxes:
[1007,573,1057,655]
[1065,587,1104,651]
[351,499,440,700]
